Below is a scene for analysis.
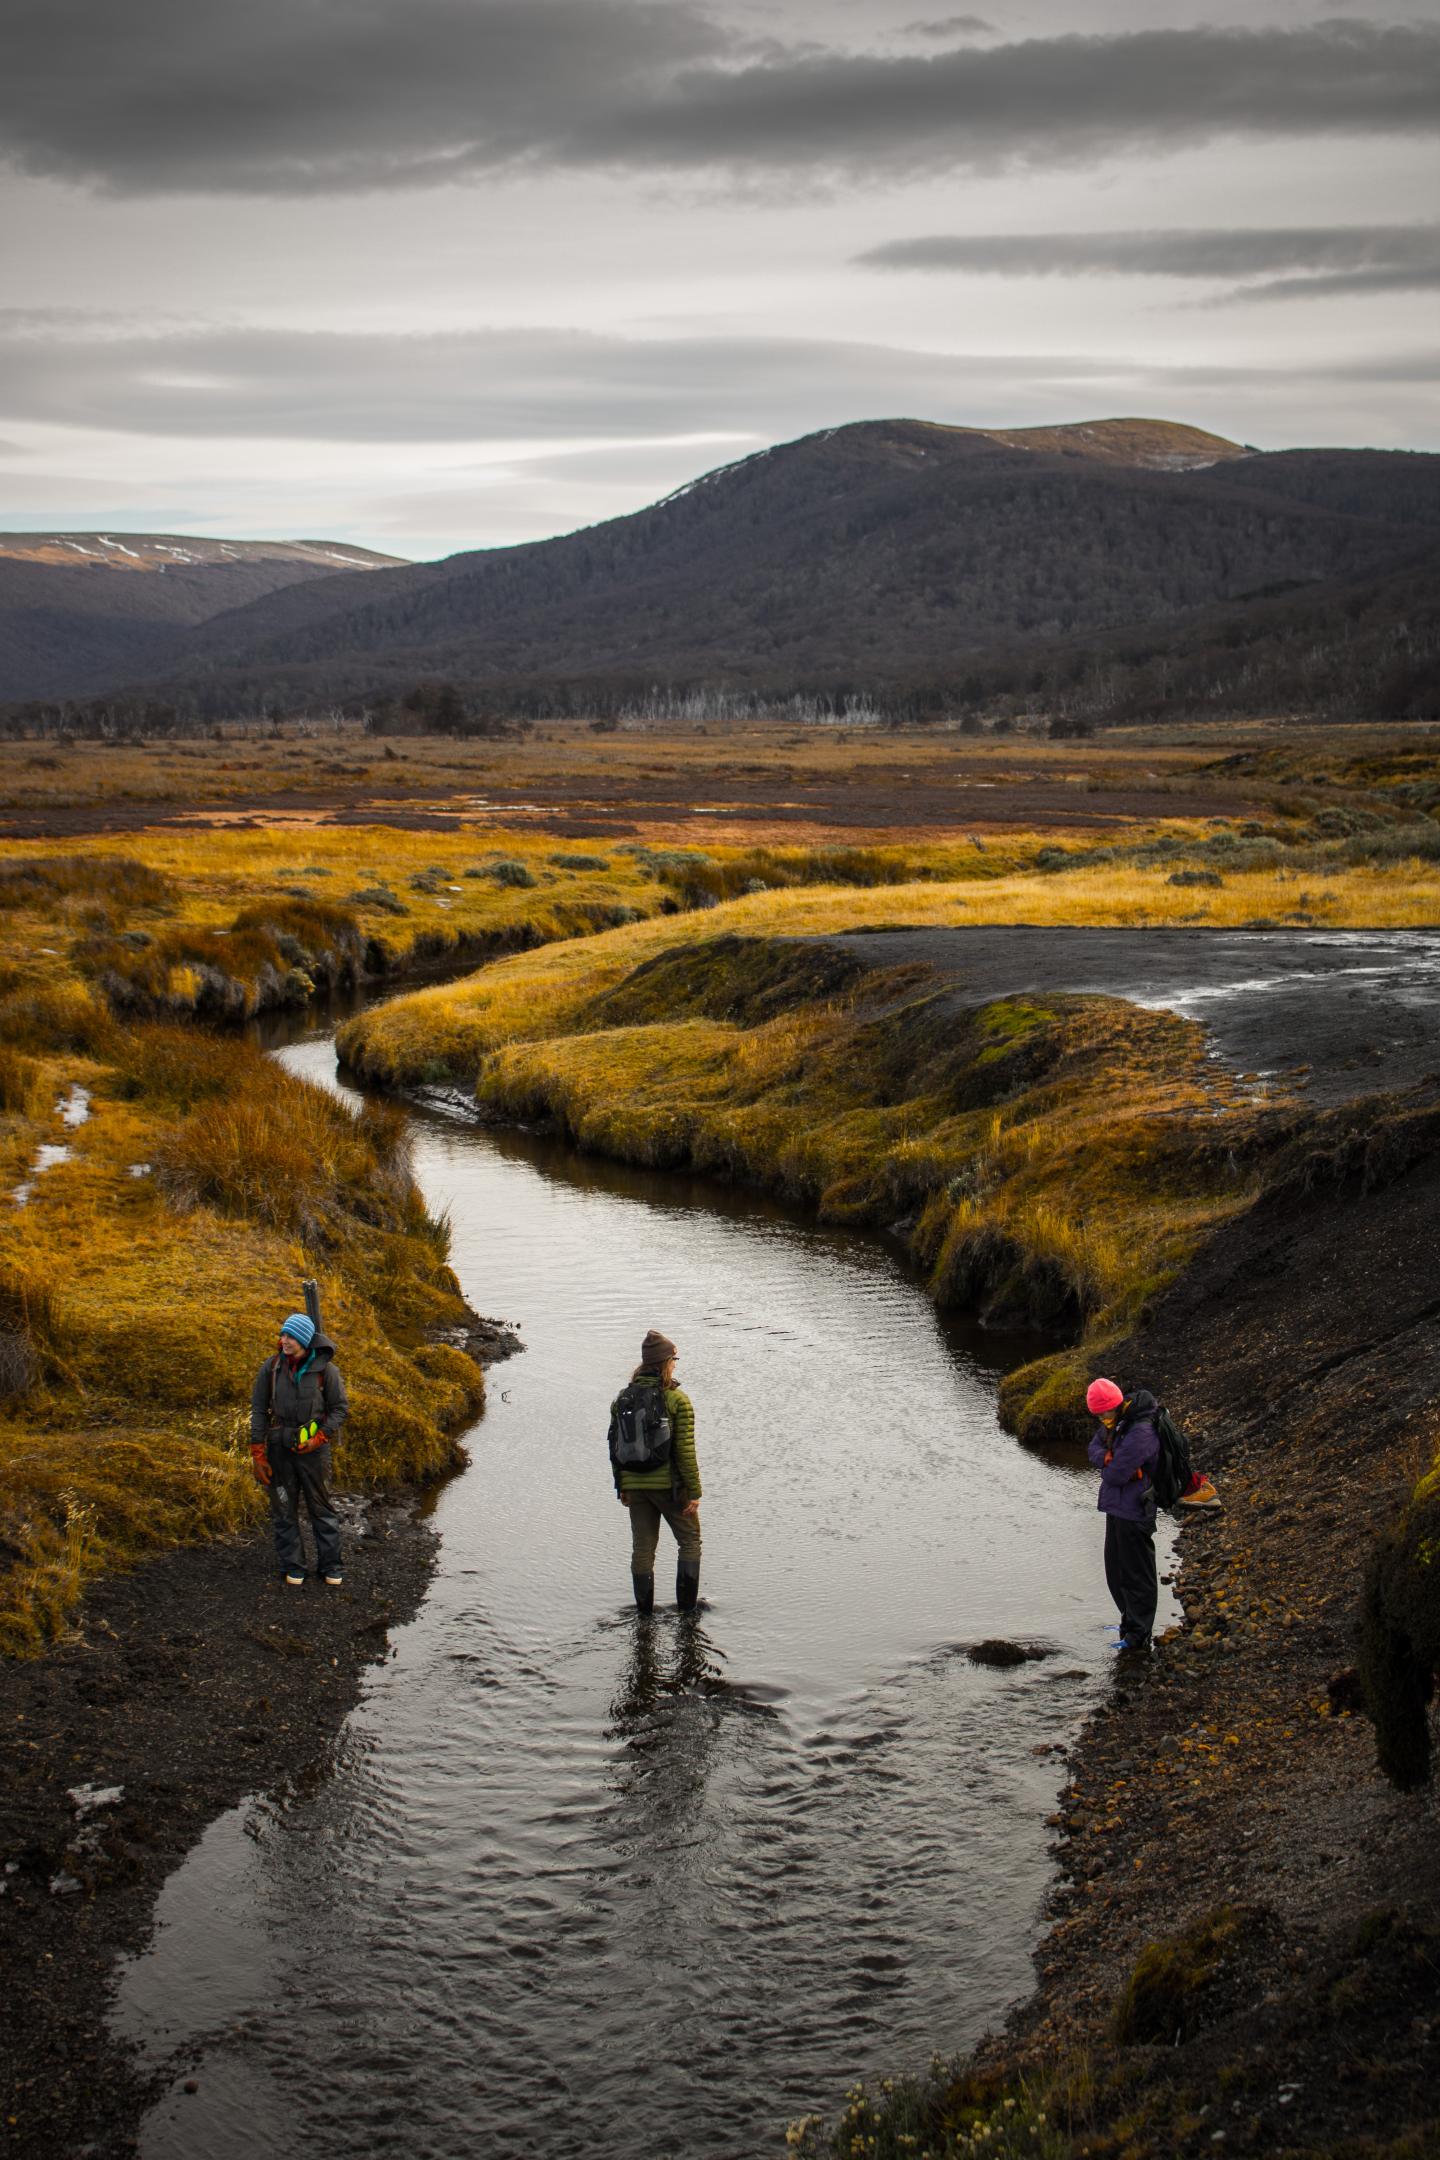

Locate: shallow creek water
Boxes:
[111,1018,1174,2160]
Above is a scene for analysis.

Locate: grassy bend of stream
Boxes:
[110,1016,1174,2160]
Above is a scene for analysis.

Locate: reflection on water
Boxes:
[113,1023,1170,2160]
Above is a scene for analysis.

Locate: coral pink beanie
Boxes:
[1086,1377,1124,1415]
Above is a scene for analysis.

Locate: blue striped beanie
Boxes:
[280,1312,316,1349]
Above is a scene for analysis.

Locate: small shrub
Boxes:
[548,852,610,871]
[483,858,538,889]
[350,886,408,915]
[1167,869,1224,888]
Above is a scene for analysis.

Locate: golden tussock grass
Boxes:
[0,1021,482,1654]
[339,850,1440,1092]
[0,825,1045,1033]
[452,937,1269,1436]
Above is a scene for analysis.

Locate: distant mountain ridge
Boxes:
[0,533,407,703]
[5,419,1439,721]
[0,534,404,573]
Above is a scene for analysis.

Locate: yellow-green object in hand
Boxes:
[295,1420,323,1453]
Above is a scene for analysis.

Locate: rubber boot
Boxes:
[632,1571,655,1616]
[676,1559,701,1613]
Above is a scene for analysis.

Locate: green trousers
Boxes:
[626,1491,701,1571]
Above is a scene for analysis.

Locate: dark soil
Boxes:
[828,925,1440,1103]
[0,772,1249,843]
[0,1494,441,2159]
[978,1083,1440,2154]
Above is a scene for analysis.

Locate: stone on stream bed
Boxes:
[967,1639,1058,1668]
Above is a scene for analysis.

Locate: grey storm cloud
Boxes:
[856,225,1440,300]
[0,6,1435,195]
[0,0,730,196]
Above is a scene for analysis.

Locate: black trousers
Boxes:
[267,1442,341,1576]
[1103,1512,1157,1643]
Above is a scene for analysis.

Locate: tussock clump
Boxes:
[0,1429,254,1657]
[1110,1906,1254,2045]
[0,1329,36,1399]
[110,1024,258,1111]
[0,1257,63,1390]
[82,893,366,1020]
[153,1067,419,1242]
[588,933,867,1030]
[1358,1438,1440,1789]
[0,1044,44,1117]
[0,979,115,1056]
[0,854,174,913]
[230,893,363,956]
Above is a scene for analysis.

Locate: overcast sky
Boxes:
[1,0,1436,559]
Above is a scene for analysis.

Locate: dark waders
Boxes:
[627,1492,702,1613]
[1103,1511,1158,1645]
[267,1441,341,1579]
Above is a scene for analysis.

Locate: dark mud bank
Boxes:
[974,1083,1440,2157]
[0,1496,438,2160]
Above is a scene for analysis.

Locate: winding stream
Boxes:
[111,1013,1174,2160]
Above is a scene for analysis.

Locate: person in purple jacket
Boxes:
[1086,1377,1159,1653]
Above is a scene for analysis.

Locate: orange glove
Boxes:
[250,1444,272,1487]
[293,1422,326,1454]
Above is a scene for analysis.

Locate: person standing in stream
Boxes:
[250,1310,348,1589]
[610,1329,702,1615]
[1086,1377,1158,1653]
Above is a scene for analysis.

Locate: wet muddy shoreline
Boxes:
[0,1495,442,2159]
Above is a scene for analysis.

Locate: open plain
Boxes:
[0,719,1437,2159]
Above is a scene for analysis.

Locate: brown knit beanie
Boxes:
[640,1329,677,1367]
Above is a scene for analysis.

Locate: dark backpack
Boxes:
[1151,1406,1195,1512]
[608,1379,673,1474]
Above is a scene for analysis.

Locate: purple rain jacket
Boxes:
[1088,1389,1160,1524]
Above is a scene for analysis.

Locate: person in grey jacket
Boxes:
[250,1311,348,1588]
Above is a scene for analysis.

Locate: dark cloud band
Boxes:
[0,8,1434,195]
[902,16,995,41]
[857,225,1440,300]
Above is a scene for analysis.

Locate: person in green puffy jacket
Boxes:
[611,1328,702,1615]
